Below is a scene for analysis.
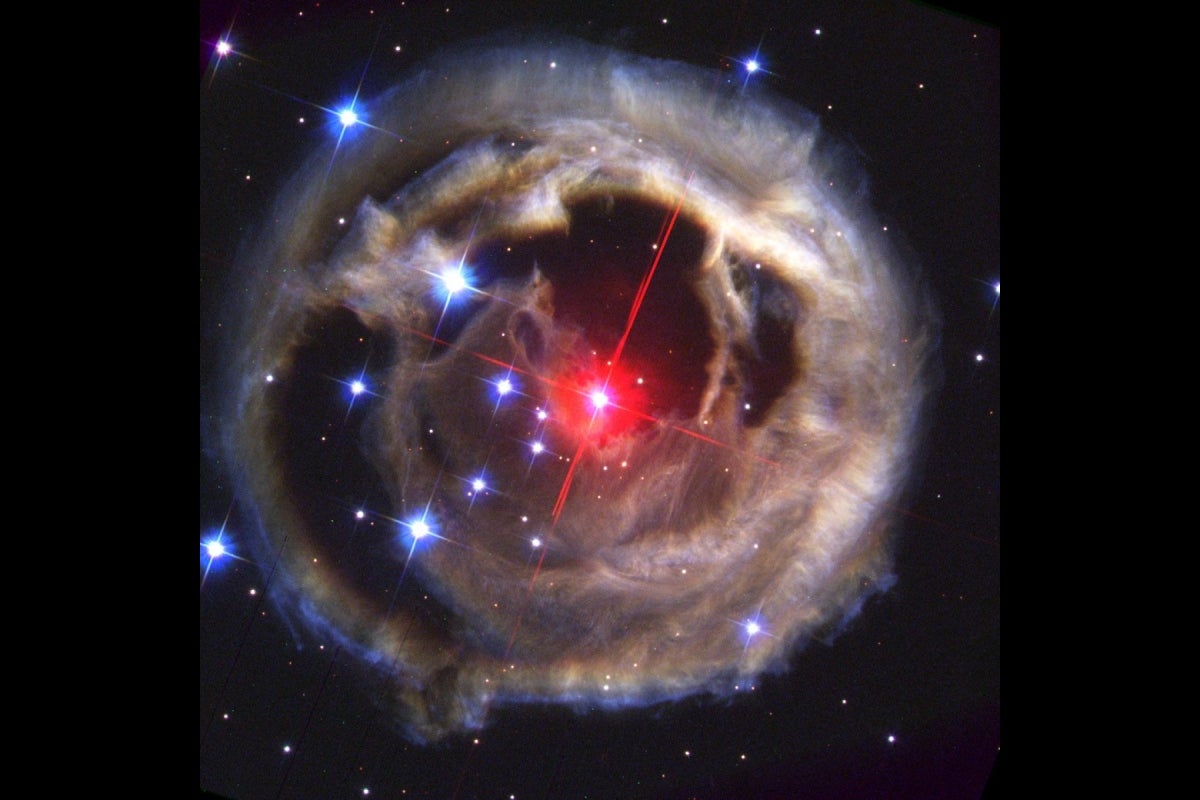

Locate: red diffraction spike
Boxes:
[609,171,695,371]
[501,177,698,667]
[545,170,696,524]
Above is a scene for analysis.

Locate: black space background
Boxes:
[199,2,1001,798]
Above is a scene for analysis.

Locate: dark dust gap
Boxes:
[474,193,712,424]
[730,262,805,428]
[268,304,429,610]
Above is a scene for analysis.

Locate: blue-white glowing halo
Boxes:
[222,38,936,742]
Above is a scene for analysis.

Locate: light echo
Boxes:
[225,36,935,743]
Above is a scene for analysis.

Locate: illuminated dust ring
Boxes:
[222,38,936,742]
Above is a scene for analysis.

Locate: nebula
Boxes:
[218,36,937,743]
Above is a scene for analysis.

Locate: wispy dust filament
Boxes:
[222,37,937,743]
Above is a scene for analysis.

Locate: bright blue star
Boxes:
[483,368,522,419]
[733,38,776,90]
[200,523,248,589]
[426,262,478,356]
[491,370,520,401]
[395,514,441,560]
[442,267,470,295]
[380,504,449,597]
[339,373,374,419]
[735,614,771,650]
[400,511,443,546]
[432,264,477,305]
[322,99,369,171]
[462,469,493,510]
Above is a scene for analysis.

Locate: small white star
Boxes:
[216,40,232,57]
[206,541,226,559]
[283,744,292,753]
[531,441,544,455]
[497,378,513,395]
[472,478,485,492]
[350,380,365,395]
[888,735,896,744]
[411,520,431,539]
[339,108,359,127]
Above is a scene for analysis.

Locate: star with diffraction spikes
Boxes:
[200,503,251,589]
